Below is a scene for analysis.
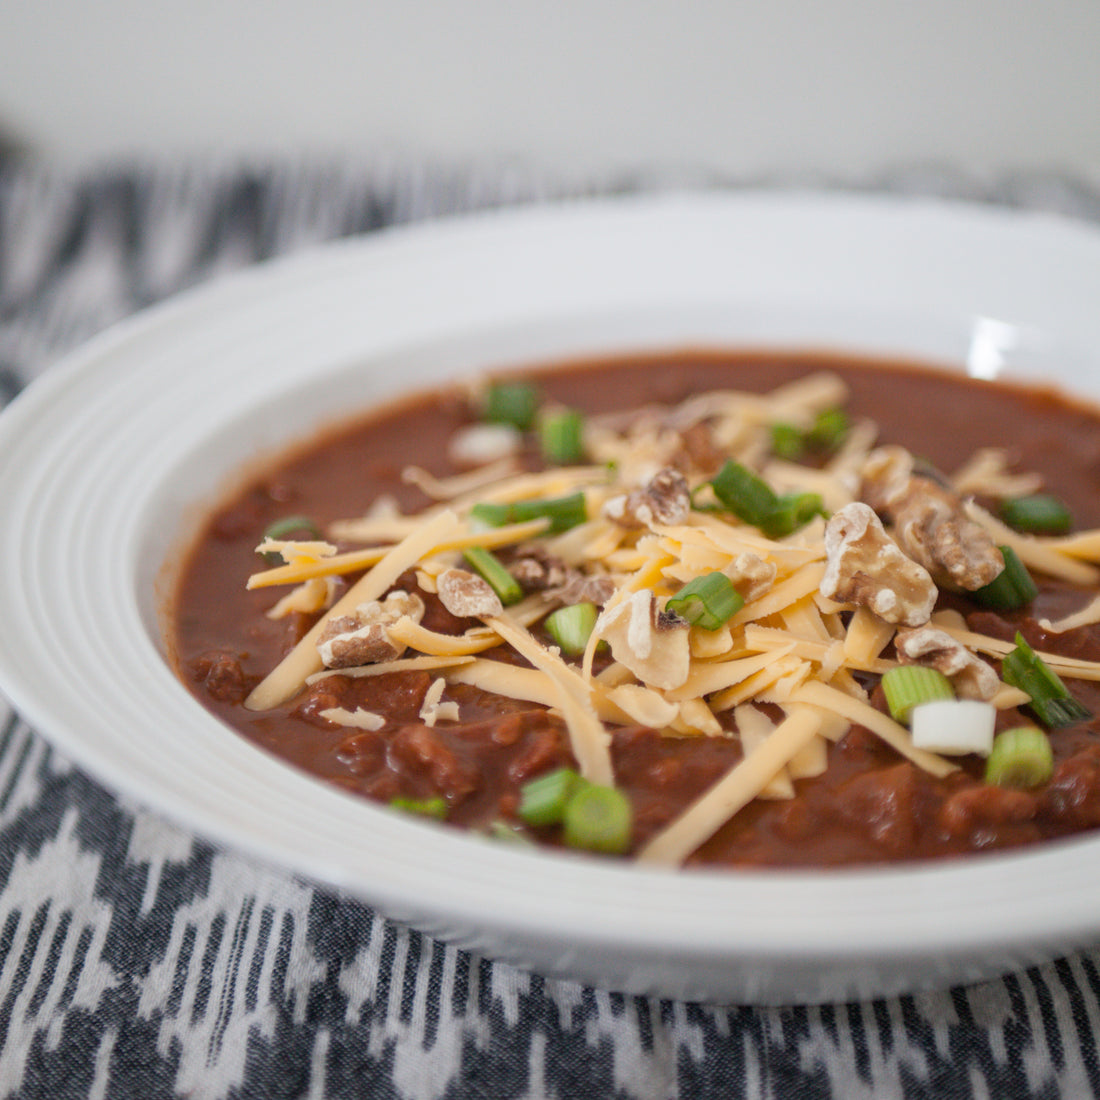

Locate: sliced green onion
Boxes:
[985,726,1054,789]
[665,573,745,630]
[910,699,996,756]
[760,492,826,539]
[390,796,448,819]
[518,766,583,827]
[710,460,779,527]
[1001,631,1093,728]
[563,783,633,854]
[484,820,535,845]
[470,491,587,534]
[708,461,823,538]
[807,407,849,452]
[688,482,721,513]
[263,515,322,541]
[972,545,1038,610]
[768,409,848,461]
[769,423,804,460]
[483,380,540,430]
[260,515,322,563]
[544,602,599,656]
[881,665,955,725]
[462,546,524,606]
[539,407,586,465]
[999,494,1073,536]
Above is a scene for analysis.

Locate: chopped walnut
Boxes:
[595,589,691,690]
[316,590,425,668]
[436,568,504,618]
[603,467,690,529]
[861,446,1003,591]
[508,546,570,592]
[547,572,617,607]
[893,625,1000,701]
[727,552,777,603]
[508,546,616,607]
[820,503,937,626]
[892,489,1004,591]
[670,421,725,477]
[860,446,916,513]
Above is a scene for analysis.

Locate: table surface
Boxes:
[2,158,1100,1100]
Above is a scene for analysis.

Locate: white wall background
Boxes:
[1,0,1098,179]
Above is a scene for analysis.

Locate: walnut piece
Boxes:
[508,546,570,592]
[595,589,690,691]
[728,552,777,603]
[508,546,616,607]
[892,488,1004,591]
[860,446,1003,591]
[316,590,425,668]
[894,625,1000,701]
[860,446,915,514]
[546,572,617,607]
[603,467,691,529]
[820,503,937,626]
[436,568,504,618]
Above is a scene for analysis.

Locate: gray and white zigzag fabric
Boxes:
[2,159,1100,1099]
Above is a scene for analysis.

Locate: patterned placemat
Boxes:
[2,158,1100,1099]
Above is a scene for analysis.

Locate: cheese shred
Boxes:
[638,706,825,865]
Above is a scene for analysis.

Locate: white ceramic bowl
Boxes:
[2,191,1100,1005]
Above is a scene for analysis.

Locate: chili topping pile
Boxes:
[176,353,1100,867]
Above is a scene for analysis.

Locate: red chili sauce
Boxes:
[171,351,1100,868]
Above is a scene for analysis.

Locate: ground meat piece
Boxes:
[488,712,526,746]
[387,725,479,802]
[419,593,479,634]
[1041,748,1100,829]
[506,723,572,784]
[837,763,921,855]
[335,730,387,776]
[937,784,1038,845]
[296,671,432,727]
[361,772,404,803]
[670,421,725,476]
[642,756,684,790]
[295,679,347,721]
[835,722,887,759]
[770,797,819,843]
[192,650,250,704]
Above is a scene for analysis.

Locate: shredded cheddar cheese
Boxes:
[318,706,385,731]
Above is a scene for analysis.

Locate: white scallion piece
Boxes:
[910,699,996,757]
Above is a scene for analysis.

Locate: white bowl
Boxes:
[2,190,1100,1005]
